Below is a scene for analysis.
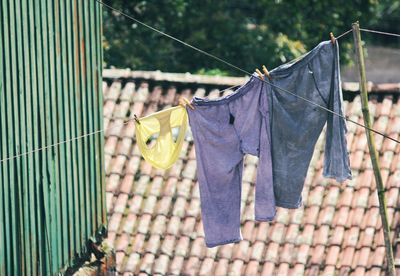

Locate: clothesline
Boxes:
[1,3,399,164]
[0,84,240,164]
[360,28,400,38]
[335,29,353,39]
[96,0,400,143]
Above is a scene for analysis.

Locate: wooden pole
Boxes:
[352,21,396,275]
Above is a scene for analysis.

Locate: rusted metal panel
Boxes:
[0,0,105,274]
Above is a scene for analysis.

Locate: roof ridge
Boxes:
[104,69,400,93]
[103,69,249,86]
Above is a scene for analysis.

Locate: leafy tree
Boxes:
[102,0,398,75]
[367,0,400,46]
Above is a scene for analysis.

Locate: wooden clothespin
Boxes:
[262,65,272,80]
[179,96,195,110]
[330,32,336,45]
[134,114,141,125]
[255,68,264,80]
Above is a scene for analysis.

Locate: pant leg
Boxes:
[187,105,244,247]
[255,91,276,220]
[228,77,276,221]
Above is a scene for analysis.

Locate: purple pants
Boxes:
[187,75,275,247]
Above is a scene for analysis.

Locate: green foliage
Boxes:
[103,0,399,75]
[365,0,400,46]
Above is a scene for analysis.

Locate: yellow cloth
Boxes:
[135,106,188,169]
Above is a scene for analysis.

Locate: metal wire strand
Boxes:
[97,0,400,144]
[1,3,399,164]
[336,29,353,39]
[360,28,400,38]
[0,122,126,164]
[0,82,241,164]
[96,0,252,76]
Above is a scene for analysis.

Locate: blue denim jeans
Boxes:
[267,40,352,208]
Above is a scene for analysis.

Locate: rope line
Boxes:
[336,29,353,39]
[96,0,251,76]
[360,28,400,38]
[1,2,399,164]
[0,128,107,164]
[96,0,399,143]
[0,84,241,164]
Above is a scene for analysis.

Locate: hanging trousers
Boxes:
[187,75,275,247]
[267,40,352,208]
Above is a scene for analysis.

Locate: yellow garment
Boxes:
[135,106,188,169]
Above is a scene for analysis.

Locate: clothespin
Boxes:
[134,114,141,125]
[255,68,264,80]
[179,96,195,110]
[330,32,336,45]
[262,65,272,80]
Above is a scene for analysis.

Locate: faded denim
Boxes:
[187,76,275,247]
[267,40,352,208]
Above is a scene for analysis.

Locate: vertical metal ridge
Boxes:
[0,2,6,275]
[20,0,32,273]
[63,0,78,264]
[8,0,21,273]
[96,0,106,226]
[83,0,96,237]
[15,0,31,274]
[37,0,51,272]
[75,0,90,245]
[59,0,74,268]
[52,0,65,268]
[22,0,37,274]
[72,0,85,256]
[46,0,62,272]
[87,1,97,234]
[27,0,41,273]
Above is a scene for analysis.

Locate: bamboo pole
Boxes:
[352,21,396,275]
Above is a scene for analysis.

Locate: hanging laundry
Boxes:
[135,106,188,170]
[266,40,351,209]
[187,76,275,248]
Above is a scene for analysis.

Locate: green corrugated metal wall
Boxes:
[0,0,106,275]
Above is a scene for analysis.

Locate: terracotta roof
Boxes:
[103,71,400,275]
